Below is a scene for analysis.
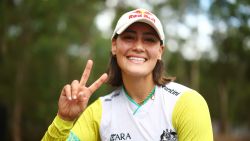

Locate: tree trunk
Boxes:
[191,61,200,91]
[0,0,6,60]
[12,65,23,141]
[218,81,229,134]
[57,51,69,81]
[12,97,22,141]
[12,54,29,141]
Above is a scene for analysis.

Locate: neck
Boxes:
[122,73,155,104]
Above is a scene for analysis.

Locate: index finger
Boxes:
[80,60,93,86]
[88,73,108,95]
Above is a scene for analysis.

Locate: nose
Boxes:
[132,39,145,52]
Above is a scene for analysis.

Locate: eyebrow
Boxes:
[123,29,157,36]
[122,29,136,34]
[121,29,162,44]
[143,32,158,37]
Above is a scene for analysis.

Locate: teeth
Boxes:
[128,57,146,62]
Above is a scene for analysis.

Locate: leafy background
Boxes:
[0,0,250,140]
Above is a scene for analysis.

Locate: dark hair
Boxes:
[106,54,174,87]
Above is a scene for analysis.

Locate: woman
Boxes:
[42,8,213,141]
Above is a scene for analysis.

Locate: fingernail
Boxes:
[79,92,83,95]
[68,97,72,100]
[73,95,77,99]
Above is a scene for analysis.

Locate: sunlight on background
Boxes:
[95,8,116,39]
[95,0,217,61]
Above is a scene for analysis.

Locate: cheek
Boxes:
[147,48,161,59]
[116,43,131,55]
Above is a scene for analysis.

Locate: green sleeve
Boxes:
[70,98,102,141]
[42,98,102,141]
[42,115,74,140]
[172,91,213,141]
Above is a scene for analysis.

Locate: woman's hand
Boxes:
[57,60,108,121]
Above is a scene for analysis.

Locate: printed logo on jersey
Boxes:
[160,129,177,141]
[163,86,180,96]
[110,132,132,141]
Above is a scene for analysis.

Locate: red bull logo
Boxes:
[128,9,155,23]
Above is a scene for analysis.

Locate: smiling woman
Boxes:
[112,22,163,81]
[42,8,213,141]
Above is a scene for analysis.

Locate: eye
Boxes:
[124,35,134,40]
[120,34,136,41]
[144,36,158,43]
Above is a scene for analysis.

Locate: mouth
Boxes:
[127,56,147,63]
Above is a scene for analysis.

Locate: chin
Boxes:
[123,68,152,78]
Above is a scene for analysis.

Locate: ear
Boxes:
[111,39,117,55]
[157,45,164,60]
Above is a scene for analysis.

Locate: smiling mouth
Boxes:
[127,56,147,63]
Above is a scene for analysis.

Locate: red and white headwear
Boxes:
[112,8,165,45]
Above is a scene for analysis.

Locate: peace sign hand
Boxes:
[57,60,108,121]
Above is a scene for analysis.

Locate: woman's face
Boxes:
[112,22,163,79]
